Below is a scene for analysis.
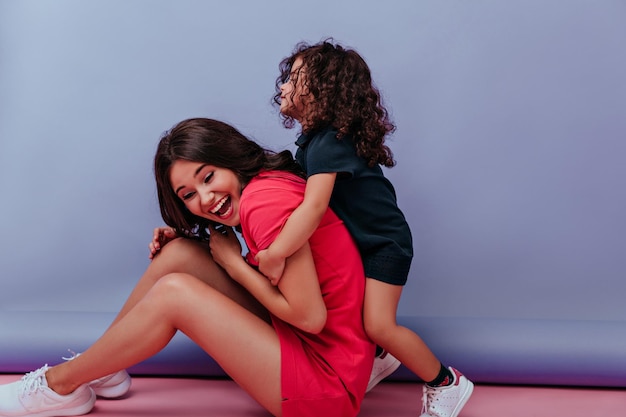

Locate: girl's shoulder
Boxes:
[312,126,339,140]
[305,127,354,150]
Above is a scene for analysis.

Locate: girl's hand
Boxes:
[208,225,245,273]
[255,249,286,286]
[149,226,178,259]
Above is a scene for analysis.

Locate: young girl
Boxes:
[255,40,474,417]
[0,118,374,417]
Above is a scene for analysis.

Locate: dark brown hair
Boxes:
[273,39,396,167]
[154,117,303,238]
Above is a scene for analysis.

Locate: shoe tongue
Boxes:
[33,365,50,388]
[39,372,50,388]
[21,365,50,395]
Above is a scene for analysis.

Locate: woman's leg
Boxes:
[363,278,440,381]
[109,237,269,327]
[47,272,283,416]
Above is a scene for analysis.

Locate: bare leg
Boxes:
[363,278,441,382]
[46,271,283,416]
[109,237,269,326]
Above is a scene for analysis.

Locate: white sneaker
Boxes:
[0,365,96,417]
[63,350,132,399]
[366,350,401,392]
[420,367,474,417]
[88,370,132,399]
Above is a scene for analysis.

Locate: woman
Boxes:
[0,118,374,417]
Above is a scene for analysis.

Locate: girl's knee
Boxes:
[364,316,396,344]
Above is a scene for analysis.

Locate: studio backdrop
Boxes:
[1,0,625,387]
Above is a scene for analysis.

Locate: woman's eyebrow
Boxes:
[174,164,208,194]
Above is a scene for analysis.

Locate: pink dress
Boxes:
[240,171,375,417]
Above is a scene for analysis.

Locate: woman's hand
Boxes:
[149,226,178,259]
[208,225,245,274]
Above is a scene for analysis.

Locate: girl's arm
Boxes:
[256,172,336,284]
[210,227,326,334]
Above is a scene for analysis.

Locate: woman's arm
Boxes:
[256,172,336,284]
[209,227,326,334]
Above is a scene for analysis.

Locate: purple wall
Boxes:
[1,1,625,385]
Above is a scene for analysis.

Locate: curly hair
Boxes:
[273,39,396,168]
[154,117,303,239]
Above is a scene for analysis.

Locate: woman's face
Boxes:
[279,57,308,121]
[169,160,242,227]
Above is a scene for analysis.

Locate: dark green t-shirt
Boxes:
[295,127,413,285]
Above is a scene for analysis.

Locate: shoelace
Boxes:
[421,385,444,417]
[421,385,430,414]
[19,365,50,397]
[61,349,79,361]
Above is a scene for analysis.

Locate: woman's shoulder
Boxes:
[246,171,306,193]
[240,171,306,240]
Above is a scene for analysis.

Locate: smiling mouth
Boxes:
[210,195,232,218]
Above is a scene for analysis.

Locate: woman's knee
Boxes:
[157,237,208,260]
[152,237,213,271]
[143,273,211,329]
[149,273,197,305]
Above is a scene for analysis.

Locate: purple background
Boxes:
[1,1,625,385]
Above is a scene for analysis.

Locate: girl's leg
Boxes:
[363,278,440,381]
[109,237,269,327]
[364,279,474,417]
[47,272,283,416]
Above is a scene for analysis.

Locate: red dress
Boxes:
[240,171,375,417]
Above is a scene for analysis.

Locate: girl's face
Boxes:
[279,57,308,121]
[169,160,243,227]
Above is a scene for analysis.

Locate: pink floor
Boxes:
[1,375,624,416]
